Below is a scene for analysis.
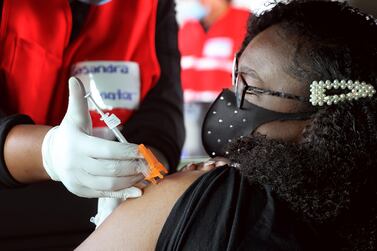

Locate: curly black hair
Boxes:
[238,0,377,84]
[230,0,377,250]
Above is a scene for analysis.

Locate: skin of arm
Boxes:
[76,170,206,251]
[4,124,51,183]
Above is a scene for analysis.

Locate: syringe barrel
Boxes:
[112,128,128,143]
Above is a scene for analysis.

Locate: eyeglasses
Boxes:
[232,56,308,109]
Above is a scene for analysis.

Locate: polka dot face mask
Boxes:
[201,89,314,157]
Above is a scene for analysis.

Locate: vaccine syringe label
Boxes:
[102,113,121,130]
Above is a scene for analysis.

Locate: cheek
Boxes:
[254,120,310,142]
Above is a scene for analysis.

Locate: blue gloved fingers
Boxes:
[82,135,142,160]
[76,170,144,191]
[83,158,144,177]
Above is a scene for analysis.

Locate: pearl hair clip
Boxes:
[309,80,376,106]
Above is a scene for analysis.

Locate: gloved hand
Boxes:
[90,198,124,227]
[90,194,145,227]
[41,77,146,198]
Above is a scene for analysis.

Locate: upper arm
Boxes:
[76,171,205,251]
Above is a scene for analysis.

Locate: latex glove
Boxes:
[41,77,145,198]
[90,187,140,227]
[91,198,123,227]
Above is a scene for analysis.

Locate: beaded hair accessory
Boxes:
[309,80,376,106]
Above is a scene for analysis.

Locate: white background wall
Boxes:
[175,0,357,23]
[175,0,279,158]
[175,0,278,25]
[232,0,282,13]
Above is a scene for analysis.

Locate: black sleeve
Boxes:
[156,166,320,251]
[122,0,185,172]
[0,114,34,188]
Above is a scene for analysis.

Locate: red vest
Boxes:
[0,0,160,126]
[179,7,250,102]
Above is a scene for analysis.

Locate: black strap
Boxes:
[0,114,34,188]
[69,0,90,43]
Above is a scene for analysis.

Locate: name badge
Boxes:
[71,61,141,111]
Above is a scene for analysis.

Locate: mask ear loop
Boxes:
[232,55,245,108]
[232,55,238,88]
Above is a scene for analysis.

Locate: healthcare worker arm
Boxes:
[0,78,143,199]
[122,0,185,173]
[1,120,51,186]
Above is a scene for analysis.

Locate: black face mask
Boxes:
[201,89,314,157]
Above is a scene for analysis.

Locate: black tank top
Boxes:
[156,166,319,251]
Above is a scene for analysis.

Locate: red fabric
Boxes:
[179,7,250,97]
[0,0,160,127]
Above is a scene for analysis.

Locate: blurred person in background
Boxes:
[178,0,250,157]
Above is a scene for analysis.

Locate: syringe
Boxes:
[85,92,127,143]
[84,91,168,184]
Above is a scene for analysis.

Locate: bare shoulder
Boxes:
[76,170,206,251]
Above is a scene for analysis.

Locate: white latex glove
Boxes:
[90,190,140,227]
[41,77,145,198]
[90,198,123,227]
